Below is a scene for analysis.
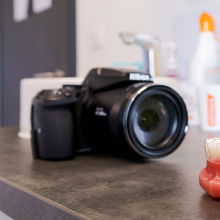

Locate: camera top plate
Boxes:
[82,68,153,94]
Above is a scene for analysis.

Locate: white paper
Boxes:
[32,0,53,14]
[13,0,29,22]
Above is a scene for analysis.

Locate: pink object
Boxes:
[199,157,220,198]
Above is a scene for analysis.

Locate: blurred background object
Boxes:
[0,0,76,126]
[32,0,53,14]
[178,81,200,126]
[77,1,220,79]
[1,0,220,127]
[13,0,29,22]
[187,12,218,126]
[161,42,178,78]
[33,69,66,78]
[189,12,218,86]
[119,32,162,77]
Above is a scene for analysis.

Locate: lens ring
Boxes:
[123,84,188,158]
[129,92,179,150]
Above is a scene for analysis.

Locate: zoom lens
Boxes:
[139,109,159,132]
[133,94,177,148]
[124,85,188,158]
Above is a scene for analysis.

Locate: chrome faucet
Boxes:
[119,32,161,78]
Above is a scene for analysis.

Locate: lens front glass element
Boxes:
[130,94,178,149]
[139,109,159,132]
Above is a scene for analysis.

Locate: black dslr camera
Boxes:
[31,68,188,160]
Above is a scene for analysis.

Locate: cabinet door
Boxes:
[0,0,76,126]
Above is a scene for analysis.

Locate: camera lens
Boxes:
[124,85,188,158]
[133,94,177,148]
[139,109,159,132]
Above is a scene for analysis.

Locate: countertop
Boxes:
[0,126,220,220]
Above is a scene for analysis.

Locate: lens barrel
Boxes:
[80,83,188,159]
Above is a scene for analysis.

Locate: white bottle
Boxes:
[217,38,220,84]
[189,13,218,86]
[187,13,218,126]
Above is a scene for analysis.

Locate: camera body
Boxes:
[31,68,188,160]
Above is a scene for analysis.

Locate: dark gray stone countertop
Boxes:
[0,126,220,220]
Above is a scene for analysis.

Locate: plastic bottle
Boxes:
[189,13,218,86]
[217,37,220,84]
[162,42,178,78]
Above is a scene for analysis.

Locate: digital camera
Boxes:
[31,68,188,160]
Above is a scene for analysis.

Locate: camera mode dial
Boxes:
[56,86,75,98]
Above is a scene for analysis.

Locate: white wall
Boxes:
[76,0,220,77]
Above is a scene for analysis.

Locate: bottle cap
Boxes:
[200,12,214,32]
